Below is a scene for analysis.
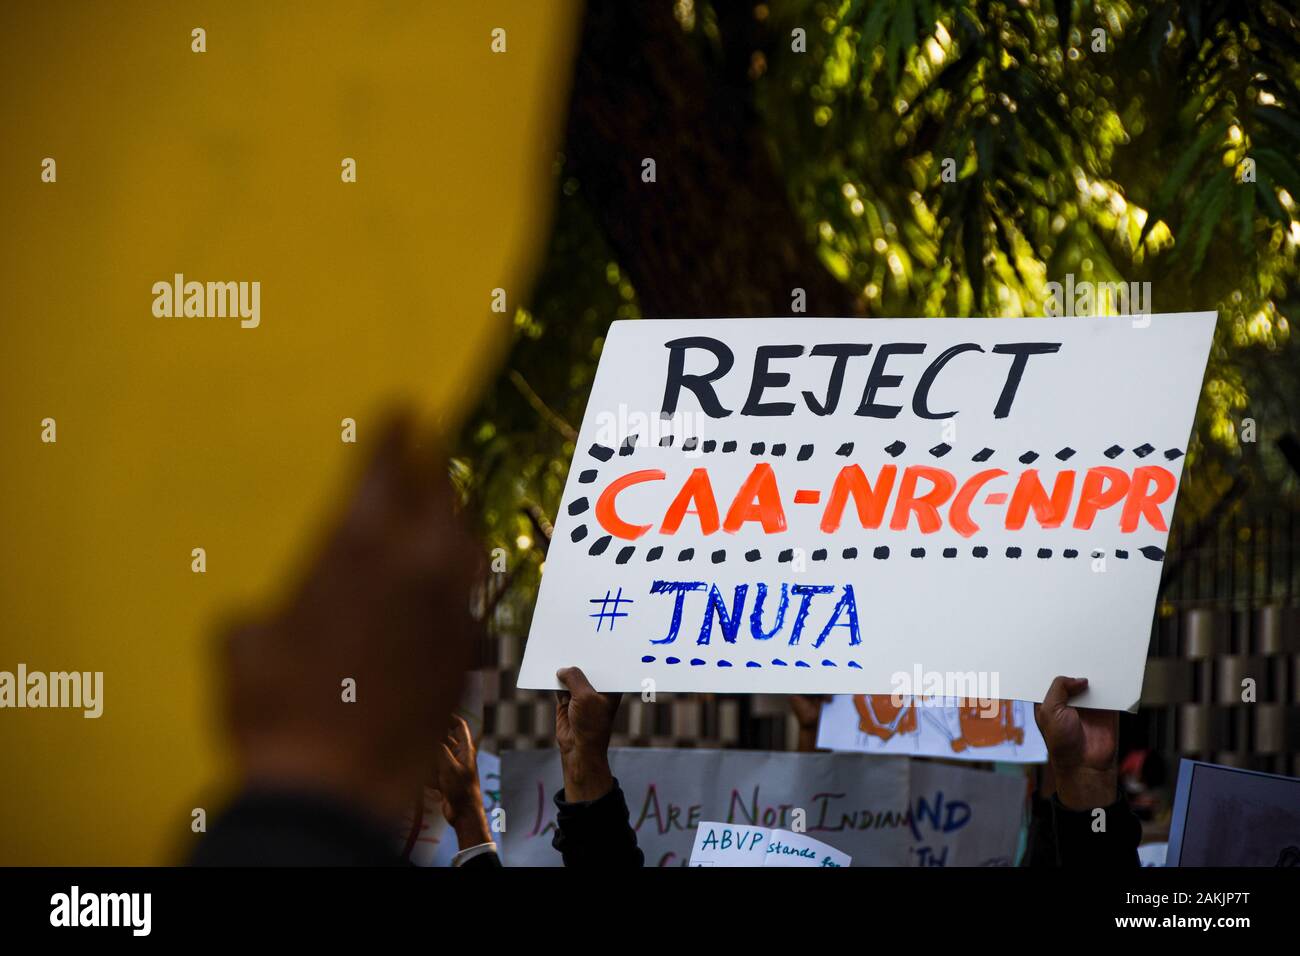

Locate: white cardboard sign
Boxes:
[518,315,1215,710]
[499,747,1025,867]
[816,695,1047,763]
[689,821,851,867]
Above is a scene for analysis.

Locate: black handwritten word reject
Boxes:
[660,337,1060,420]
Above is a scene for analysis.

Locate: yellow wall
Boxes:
[0,1,578,864]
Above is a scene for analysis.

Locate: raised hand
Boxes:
[1035,676,1120,811]
[554,666,621,802]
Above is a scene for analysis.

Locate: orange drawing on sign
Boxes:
[950,701,1025,752]
[852,694,918,742]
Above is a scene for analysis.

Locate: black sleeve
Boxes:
[1021,793,1058,867]
[550,779,645,868]
[1048,791,1141,867]
[190,789,406,866]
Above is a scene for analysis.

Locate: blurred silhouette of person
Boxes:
[193,415,481,865]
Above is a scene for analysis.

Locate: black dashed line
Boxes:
[873,546,890,559]
[647,546,664,561]
[1019,451,1039,464]
[1104,444,1124,459]
[812,548,827,561]
[589,443,614,462]
[619,435,639,456]
[703,440,717,453]
[659,435,674,447]
[843,547,858,559]
[722,440,737,453]
[972,447,994,462]
[942,547,957,558]
[797,443,814,461]
[1140,545,1165,560]
[570,524,588,543]
[589,535,612,556]
[1037,548,1052,558]
[836,442,854,456]
[578,469,597,484]
[711,549,726,564]
[1164,448,1184,460]
[1006,547,1021,558]
[616,546,635,564]
[750,441,765,455]
[745,549,761,562]
[682,437,699,452]
[1115,548,1129,559]
[1134,443,1154,457]
[1064,548,1078,558]
[973,546,988,558]
[567,497,589,516]
[884,440,906,457]
[779,549,794,563]
[772,443,786,457]
[678,547,695,561]
[930,442,951,457]
[910,547,926,558]
[1056,447,1076,461]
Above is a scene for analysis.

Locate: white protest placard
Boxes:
[518,315,1215,710]
[816,695,1047,763]
[689,821,850,867]
[499,748,1024,867]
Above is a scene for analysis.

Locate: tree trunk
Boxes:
[563,0,862,319]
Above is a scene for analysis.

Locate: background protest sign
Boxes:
[499,748,1024,867]
[518,314,1216,710]
[1166,759,1300,866]
[817,695,1047,763]
[689,821,851,867]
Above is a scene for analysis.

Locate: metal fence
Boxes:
[480,513,1300,777]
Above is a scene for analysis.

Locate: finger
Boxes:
[347,411,415,528]
[436,742,463,777]
[557,666,597,699]
[219,619,278,727]
[449,714,473,752]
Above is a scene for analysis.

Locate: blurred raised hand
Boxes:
[222,414,481,825]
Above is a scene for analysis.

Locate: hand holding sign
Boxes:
[555,666,621,802]
[1035,675,1120,810]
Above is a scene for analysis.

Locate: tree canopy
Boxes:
[458,0,1300,629]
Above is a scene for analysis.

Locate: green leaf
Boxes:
[1138,120,1227,247]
